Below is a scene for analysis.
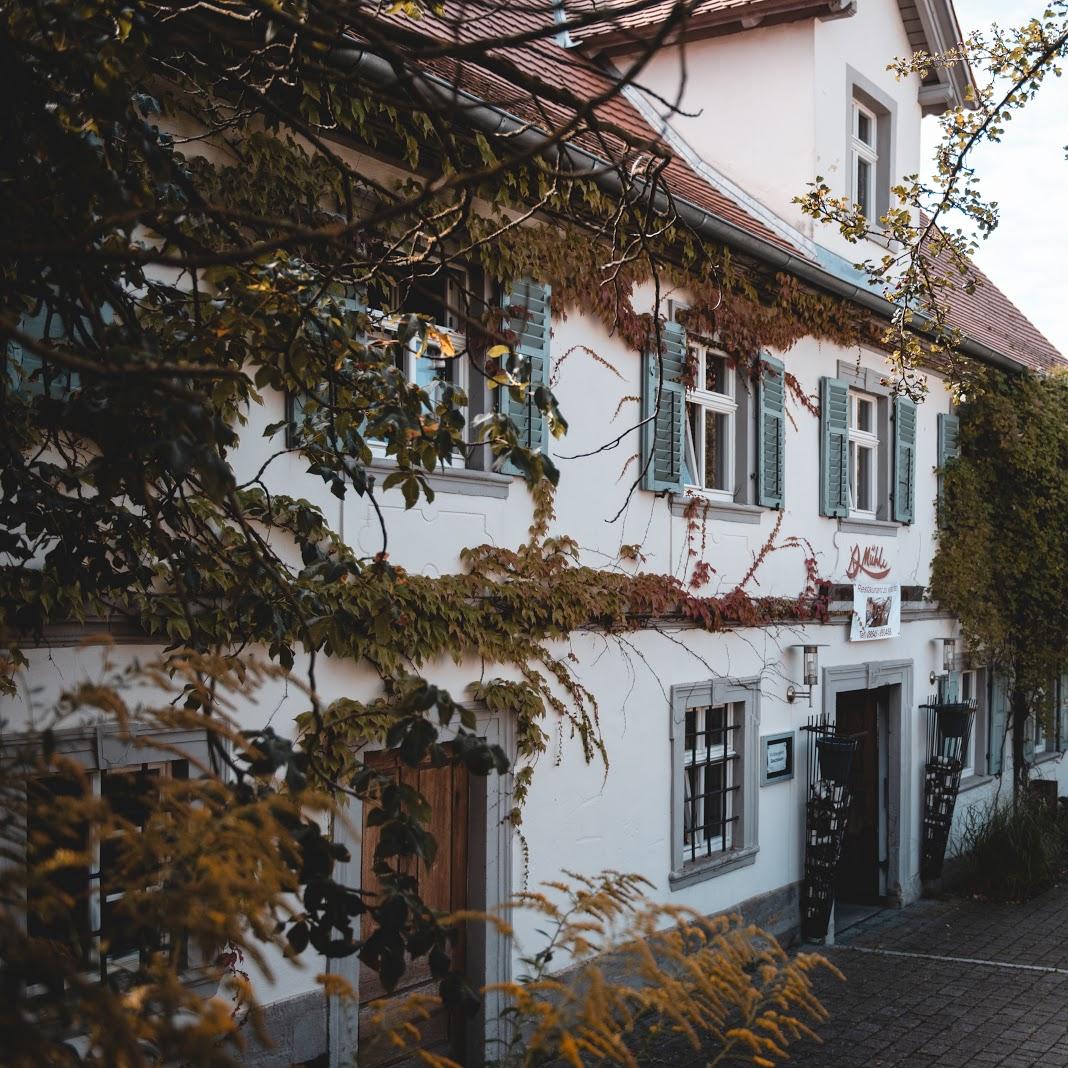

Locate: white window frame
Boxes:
[684,343,736,502]
[374,270,469,399]
[366,271,470,458]
[1032,683,1054,757]
[848,390,879,519]
[959,670,977,778]
[851,100,879,223]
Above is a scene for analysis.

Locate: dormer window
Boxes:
[846,73,896,231]
[851,100,879,223]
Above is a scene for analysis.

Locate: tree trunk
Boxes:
[1010,686,1029,797]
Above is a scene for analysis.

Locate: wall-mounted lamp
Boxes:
[787,644,825,706]
[929,636,957,686]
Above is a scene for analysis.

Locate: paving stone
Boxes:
[781,882,1068,1067]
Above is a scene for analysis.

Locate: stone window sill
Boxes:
[837,517,899,538]
[957,773,994,795]
[669,844,758,890]
[368,459,511,500]
[1034,751,1063,766]
[670,496,764,525]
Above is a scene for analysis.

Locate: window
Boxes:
[388,269,469,405]
[684,344,736,501]
[960,670,976,778]
[27,757,189,984]
[851,100,879,222]
[670,678,760,887]
[3,298,105,398]
[287,271,471,450]
[1029,679,1059,758]
[682,703,737,860]
[848,390,879,518]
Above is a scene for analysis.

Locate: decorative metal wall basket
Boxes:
[920,695,976,882]
[815,735,856,785]
[935,702,971,739]
[801,717,862,941]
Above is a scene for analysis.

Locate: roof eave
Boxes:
[909,0,978,114]
[571,0,853,58]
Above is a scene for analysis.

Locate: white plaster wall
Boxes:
[624,1,926,262]
[628,19,818,237]
[813,0,925,264]
[0,276,988,1006]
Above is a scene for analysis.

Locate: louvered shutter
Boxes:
[893,396,917,524]
[988,670,1009,775]
[937,412,960,517]
[640,320,687,493]
[288,287,367,446]
[1058,673,1068,751]
[757,355,786,509]
[501,278,550,474]
[819,377,850,517]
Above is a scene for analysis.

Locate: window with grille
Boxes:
[26,758,188,984]
[681,702,740,863]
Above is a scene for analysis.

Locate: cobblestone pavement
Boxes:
[788,884,1068,1067]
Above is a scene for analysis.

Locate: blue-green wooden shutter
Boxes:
[937,412,960,516]
[988,670,1009,775]
[757,355,785,509]
[289,288,366,446]
[5,299,100,396]
[819,377,850,517]
[893,396,917,524]
[1024,714,1036,762]
[501,278,550,474]
[640,320,687,493]
[1058,673,1068,751]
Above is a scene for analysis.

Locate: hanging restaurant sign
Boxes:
[850,581,901,641]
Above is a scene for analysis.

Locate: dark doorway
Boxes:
[835,687,890,904]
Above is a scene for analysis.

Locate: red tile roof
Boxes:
[567,0,847,51]
[388,2,803,253]
[921,225,1063,371]
[366,3,1061,370]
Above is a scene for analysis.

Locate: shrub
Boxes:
[358,871,838,1067]
[955,792,1065,902]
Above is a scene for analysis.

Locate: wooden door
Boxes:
[358,752,470,1067]
[835,689,881,903]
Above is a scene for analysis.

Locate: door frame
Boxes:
[328,706,515,1067]
[821,659,915,907]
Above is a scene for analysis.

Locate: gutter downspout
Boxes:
[329,46,1026,376]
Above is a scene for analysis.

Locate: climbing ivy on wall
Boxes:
[0,0,863,1061]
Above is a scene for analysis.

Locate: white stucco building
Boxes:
[5,1,1067,1065]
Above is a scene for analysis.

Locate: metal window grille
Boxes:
[682,703,740,863]
[27,759,187,985]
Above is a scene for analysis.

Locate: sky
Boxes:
[922,1,1068,355]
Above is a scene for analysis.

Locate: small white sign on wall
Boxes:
[760,731,795,786]
[850,581,901,641]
